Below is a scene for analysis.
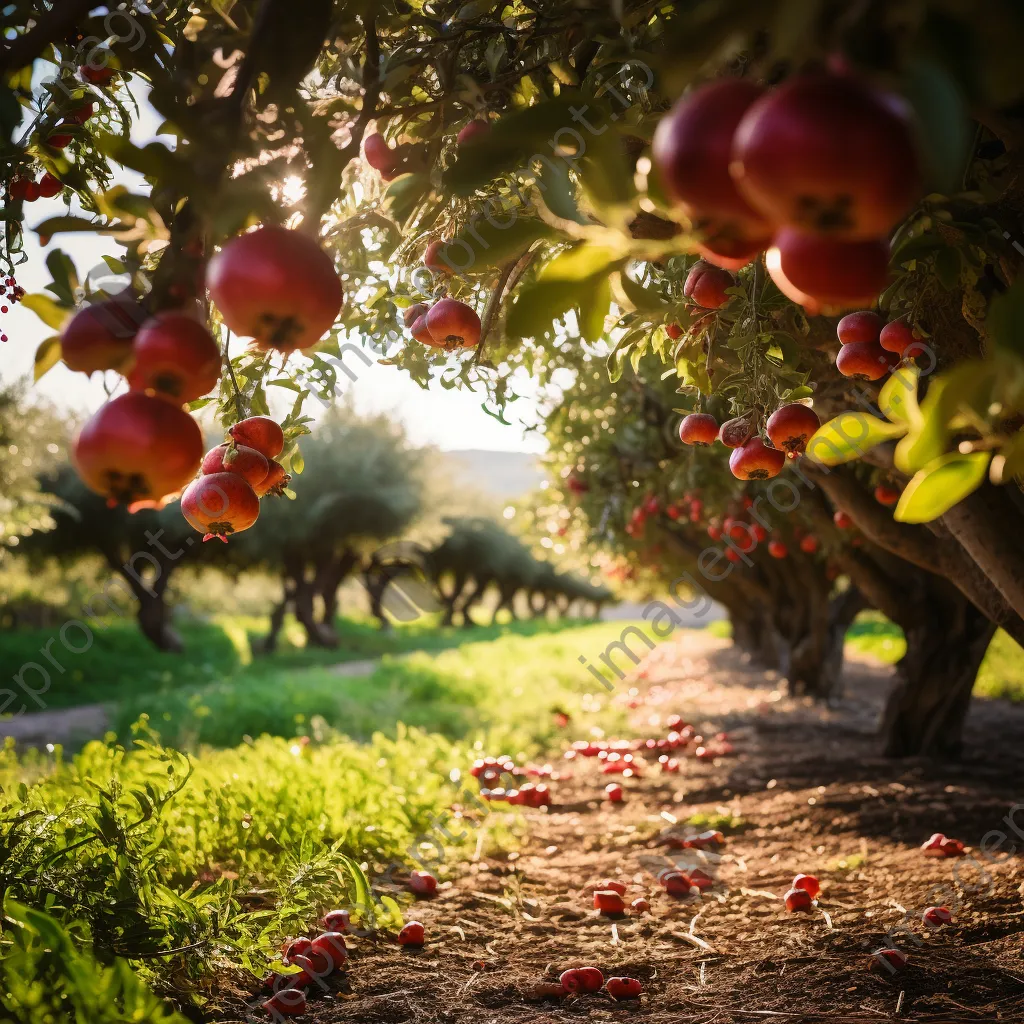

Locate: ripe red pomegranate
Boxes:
[766,228,890,314]
[37,173,62,198]
[833,510,854,529]
[397,921,425,946]
[410,313,434,346]
[836,340,894,380]
[874,483,900,506]
[678,412,719,446]
[424,298,481,349]
[730,438,785,480]
[696,233,769,270]
[768,539,788,558]
[792,873,820,899]
[707,520,723,540]
[127,312,221,402]
[323,909,350,933]
[719,414,754,449]
[310,932,347,969]
[766,403,820,453]
[61,299,142,375]
[879,318,921,355]
[254,460,290,497]
[731,72,921,239]
[8,177,33,201]
[684,260,734,309]
[652,79,773,251]
[207,226,343,352]
[201,443,269,487]
[46,131,73,149]
[263,989,306,1017]
[283,937,313,963]
[457,119,490,145]
[784,886,813,912]
[837,310,882,344]
[181,472,260,542]
[423,240,453,275]
[799,534,819,554]
[408,870,437,895]
[363,132,395,172]
[575,967,604,992]
[403,302,430,328]
[228,416,285,459]
[73,394,203,506]
[67,101,95,124]
[606,977,642,999]
[80,64,117,85]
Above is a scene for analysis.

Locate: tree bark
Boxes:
[315,548,360,641]
[262,585,292,654]
[134,587,183,653]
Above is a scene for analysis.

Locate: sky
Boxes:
[1,83,546,455]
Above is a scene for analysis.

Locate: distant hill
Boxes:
[443,449,545,501]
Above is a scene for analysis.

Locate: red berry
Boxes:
[923,906,952,928]
[874,484,900,506]
[768,539,788,558]
[457,119,490,145]
[409,870,438,895]
[605,783,623,803]
[799,534,819,554]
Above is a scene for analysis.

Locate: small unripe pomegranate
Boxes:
[730,438,785,480]
[38,172,63,198]
[666,322,683,340]
[229,416,285,459]
[424,298,481,349]
[718,414,754,449]
[606,976,642,999]
[768,539,788,558]
[784,886,813,912]
[593,889,625,914]
[73,393,203,506]
[766,228,890,315]
[181,472,261,542]
[202,444,268,487]
[837,310,882,344]
[61,299,143,375]
[879,318,921,356]
[922,906,952,928]
[765,403,820,454]
[697,233,770,271]
[792,874,820,899]
[207,226,343,352]
[833,510,854,529]
[731,72,921,239]
[127,312,221,403]
[80,64,117,85]
[836,340,895,380]
[254,460,291,497]
[397,921,425,946]
[679,413,719,446]
[707,521,723,540]
[363,132,396,172]
[874,484,900,506]
[457,119,490,145]
[263,989,307,1017]
[409,870,438,895]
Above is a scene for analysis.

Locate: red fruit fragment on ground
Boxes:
[606,976,643,999]
[409,870,438,895]
[398,921,425,945]
[792,873,820,899]
[784,886,813,912]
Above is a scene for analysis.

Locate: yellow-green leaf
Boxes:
[894,376,952,474]
[21,292,71,331]
[895,452,991,523]
[541,244,623,282]
[34,336,62,380]
[878,365,921,425]
[805,413,907,467]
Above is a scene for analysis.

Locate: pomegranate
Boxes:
[207,226,343,352]
[697,234,769,270]
[874,484,900,506]
[8,177,33,201]
[37,172,62,198]
[61,299,142,375]
[201,443,269,487]
[323,909,350,933]
[707,521,723,540]
[423,240,453,275]
[255,460,291,498]
[684,261,733,309]
[923,906,952,928]
[262,989,306,1017]
[678,412,719,446]
[833,510,854,529]
[792,874,820,899]
[397,921,425,946]
[127,312,221,403]
[652,79,773,249]
[408,870,438,895]
[879,318,922,356]
[424,298,481,349]
[836,340,894,380]
[80,64,117,85]
[837,310,882,344]
[666,322,683,340]
[594,879,627,895]
[403,302,430,328]
[662,871,693,895]
[593,889,625,914]
[605,977,642,999]
[766,228,890,314]
[363,132,395,172]
[784,886,813,912]
[869,948,907,973]
[181,472,260,542]
[605,783,623,803]
[730,72,921,239]
[576,967,604,992]
[730,437,785,480]
[765,403,820,453]
[559,968,583,993]
[457,119,490,145]
[229,416,285,459]
[410,314,434,346]
[73,393,203,505]
[768,539,788,558]
[310,931,347,969]
[631,897,650,914]
[718,414,754,449]
[799,534,819,554]
[283,937,312,963]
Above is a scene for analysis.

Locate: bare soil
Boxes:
[230,633,1024,1024]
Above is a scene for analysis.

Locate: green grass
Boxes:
[0,612,580,712]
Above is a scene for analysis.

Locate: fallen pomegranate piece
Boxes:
[409,870,438,896]
[605,783,624,803]
[593,889,626,915]
[631,897,650,914]
[558,968,582,993]
[310,931,347,971]
[397,921,425,946]
[323,909,350,933]
[263,988,307,1017]
[784,886,813,912]
[595,879,627,896]
[283,937,312,963]
[869,947,908,973]
[576,966,604,992]
[792,873,820,899]
[923,905,952,928]
[605,976,643,999]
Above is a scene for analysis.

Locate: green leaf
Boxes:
[507,279,577,339]
[44,249,79,305]
[444,216,550,274]
[578,276,611,342]
[894,376,952,473]
[34,336,62,380]
[380,172,431,223]
[540,244,623,282]
[878,365,921,425]
[21,293,71,331]
[895,452,991,523]
[616,270,670,312]
[805,413,907,466]
[902,58,972,194]
[933,246,961,290]
[986,278,1024,358]
[34,214,120,237]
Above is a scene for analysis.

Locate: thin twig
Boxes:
[472,250,534,365]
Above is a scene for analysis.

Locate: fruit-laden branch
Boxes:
[807,465,1024,648]
[0,0,97,73]
[657,526,772,606]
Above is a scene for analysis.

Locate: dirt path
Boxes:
[246,633,1024,1024]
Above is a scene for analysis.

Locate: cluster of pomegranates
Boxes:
[678,400,821,481]
[362,118,489,180]
[181,416,291,542]
[0,275,25,343]
[262,912,350,1018]
[402,296,481,351]
[534,959,642,1001]
[835,309,923,380]
[653,69,920,313]
[470,754,554,806]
